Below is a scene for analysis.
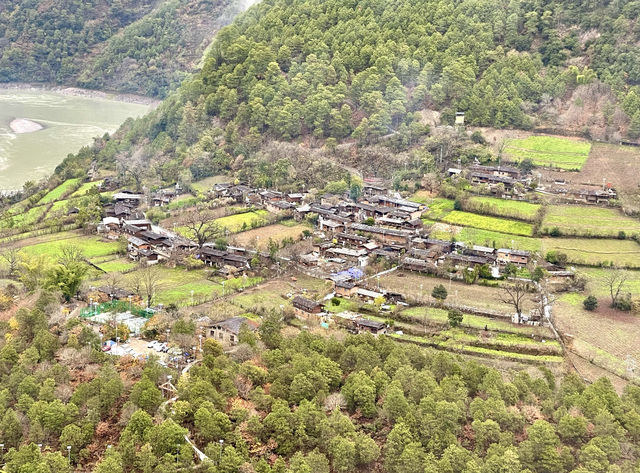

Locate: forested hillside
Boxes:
[0,0,242,97]
[4,294,640,473]
[51,0,640,190]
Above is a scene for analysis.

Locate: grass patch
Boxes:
[431,226,542,252]
[440,211,533,236]
[95,258,137,273]
[39,178,82,204]
[389,333,562,363]
[215,210,269,233]
[166,195,202,210]
[505,135,591,170]
[541,238,640,268]
[324,297,359,313]
[191,175,229,194]
[425,198,455,219]
[542,205,640,238]
[465,196,540,221]
[70,180,103,197]
[402,306,552,337]
[410,190,433,205]
[0,205,48,228]
[21,233,121,261]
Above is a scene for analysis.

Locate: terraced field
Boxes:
[542,238,640,268]
[505,135,591,170]
[440,211,534,236]
[542,205,640,238]
[430,226,542,252]
[465,196,541,221]
[39,178,81,204]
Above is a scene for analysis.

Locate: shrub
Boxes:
[614,294,632,311]
[431,284,448,302]
[618,230,626,240]
[471,131,486,144]
[447,309,463,327]
[583,295,598,311]
[549,227,561,237]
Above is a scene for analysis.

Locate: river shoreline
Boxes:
[0,82,161,107]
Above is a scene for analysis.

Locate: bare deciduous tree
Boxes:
[499,280,531,324]
[1,247,21,277]
[116,148,148,191]
[140,264,163,308]
[104,272,123,298]
[603,269,628,307]
[58,244,85,266]
[179,208,222,247]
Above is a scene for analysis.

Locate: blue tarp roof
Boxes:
[333,267,364,280]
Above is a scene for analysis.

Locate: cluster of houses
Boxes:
[448,164,526,194]
[291,295,388,336]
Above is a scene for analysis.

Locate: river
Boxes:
[0,88,153,191]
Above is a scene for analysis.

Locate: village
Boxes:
[79,160,594,365]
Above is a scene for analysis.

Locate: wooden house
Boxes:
[205,317,258,346]
[353,318,386,335]
[292,296,323,318]
[496,248,530,266]
[334,280,358,297]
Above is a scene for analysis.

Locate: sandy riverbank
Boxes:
[0,82,161,106]
[9,118,43,133]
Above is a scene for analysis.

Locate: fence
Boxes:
[79,300,153,319]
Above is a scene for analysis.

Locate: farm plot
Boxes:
[504,135,591,170]
[402,306,552,337]
[0,204,48,228]
[424,198,455,219]
[542,205,640,238]
[465,196,540,221]
[70,180,103,197]
[39,178,81,204]
[541,238,640,268]
[440,211,534,236]
[553,296,640,374]
[578,267,640,297]
[19,232,121,260]
[430,226,541,252]
[117,267,261,307]
[190,175,229,194]
[379,271,537,314]
[214,210,270,233]
[232,223,309,250]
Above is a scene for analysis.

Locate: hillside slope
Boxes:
[51,0,640,189]
[0,0,245,97]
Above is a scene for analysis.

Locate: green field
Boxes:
[430,226,542,252]
[214,210,269,233]
[424,198,533,236]
[116,266,262,306]
[70,180,103,197]
[190,175,229,194]
[542,205,640,238]
[0,205,48,228]
[465,196,540,221]
[402,306,552,337]
[577,267,640,296]
[425,198,455,219]
[39,178,81,204]
[440,211,533,236]
[505,135,591,170]
[541,238,640,268]
[21,232,121,261]
[94,258,137,273]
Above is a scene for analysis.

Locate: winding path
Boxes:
[159,359,212,464]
